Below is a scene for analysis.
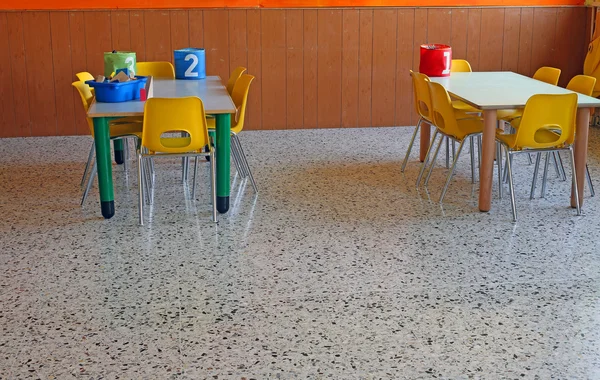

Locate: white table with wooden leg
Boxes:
[429,72,600,212]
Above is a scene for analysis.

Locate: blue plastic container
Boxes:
[174,48,206,80]
[86,76,148,103]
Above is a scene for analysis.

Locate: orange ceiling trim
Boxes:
[0,0,584,10]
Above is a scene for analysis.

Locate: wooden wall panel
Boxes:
[517,8,534,77]
[317,9,343,128]
[170,10,189,51]
[111,11,131,51]
[371,9,397,127]
[22,12,56,136]
[84,12,112,78]
[246,9,261,130]
[479,8,505,71]
[427,9,451,46]
[261,10,286,129]
[450,9,468,60]
[50,12,76,136]
[303,10,318,129]
[6,12,30,137]
[530,8,557,76]
[69,11,88,135]
[466,9,482,71]
[129,11,146,62]
[0,6,590,137]
[144,11,172,62]
[204,10,230,87]
[501,8,521,72]
[0,13,16,137]
[229,10,248,73]
[341,9,359,128]
[358,9,373,127]
[396,9,414,126]
[286,9,304,129]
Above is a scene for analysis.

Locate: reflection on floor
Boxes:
[1,127,600,378]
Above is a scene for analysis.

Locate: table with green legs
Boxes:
[87,76,236,219]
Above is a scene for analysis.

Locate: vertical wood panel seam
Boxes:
[316,10,319,128]
[517,8,522,71]
[259,10,263,129]
[393,9,398,127]
[285,10,288,129]
[48,12,58,135]
[370,9,373,128]
[301,10,304,129]
[68,12,78,134]
[500,10,506,71]
[357,10,361,127]
[19,12,31,136]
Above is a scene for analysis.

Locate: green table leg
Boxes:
[113,139,124,165]
[215,113,231,214]
[93,117,115,219]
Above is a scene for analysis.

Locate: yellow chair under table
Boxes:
[497,93,580,222]
[137,96,217,225]
[136,61,175,78]
[531,74,597,198]
[226,66,247,95]
[421,81,484,204]
[206,74,257,192]
[72,81,142,205]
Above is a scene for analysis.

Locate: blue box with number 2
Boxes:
[174,48,206,80]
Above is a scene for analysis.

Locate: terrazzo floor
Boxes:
[1,126,600,379]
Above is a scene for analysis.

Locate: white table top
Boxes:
[429,72,600,110]
[88,76,236,118]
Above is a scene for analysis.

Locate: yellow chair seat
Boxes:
[109,122,142,138]
[450,118,484,140]
[206,115,243,135]
[498,118,563,150]
[497,109,523,121]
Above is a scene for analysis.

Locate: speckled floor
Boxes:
[1,126,600,379]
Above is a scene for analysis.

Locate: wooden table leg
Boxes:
[572,108,590,208]
[419,121,431,162]
[479,110,497,212]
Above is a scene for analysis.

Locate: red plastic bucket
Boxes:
[419,44,452,77]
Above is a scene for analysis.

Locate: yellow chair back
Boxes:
[451,59,472,73]
[511,93,578,149]
[566,74,596,96]
[136,61,175,78]
[230,74,254,134]
[532,66,561,85]
[76,72,95,82]
[410,71,433,123]
[226,66,247,95]
[72,81,94,132]
[142,97,210,154]
[427,81,464,139]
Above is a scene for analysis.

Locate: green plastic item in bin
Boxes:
[104,51,137,78]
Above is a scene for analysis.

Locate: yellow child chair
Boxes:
[497,93,580,222]
[227,66,247,95]
[531,75,596,199]
[136,61,175,78]
[137,97,217,225]
[406,71,480,186]
[450,59,472,73]
[206,74,257,192]
[72,81,142,205]
[76,72,95,95]
[423,81,484,204]
[497,66,562,122]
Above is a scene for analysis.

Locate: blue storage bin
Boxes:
[174,48,206,80]
[86,76,148,103]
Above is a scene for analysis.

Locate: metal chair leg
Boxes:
[81,143,95,187]
[123,138,129,172]
[497,142,503,199]
[230,137,246,177]
[81,160,97,206]
[138,153,144,225]
[234,134,258,193]
[586,164,595,197]
[530,152,542,200]
[416,129,439,187]
[210,148,218,223]
[569,147,581,216]
[401,119,422,173]
[445,137,450,168]
[556,152,566,181]
[424,133,445,187]
[541,152,551,198]
[469,136,476,184]
[551,151,562,179]
[439,139,466,204]
[505,148,517,222]
[192,156,199,199]
[477,135,482,168]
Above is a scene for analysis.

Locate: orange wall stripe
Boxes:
[0,0,585,10]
